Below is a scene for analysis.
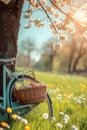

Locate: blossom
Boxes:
[54,13,60,18]
[40,0,47,6]
[53,20,58,26]
[23,13,31,19]
[59,34,67,41]
[24,24,31,29]
[65,26,75,34]
[43,113,49,119]
[46,6,55,14]
[34,19,44,27]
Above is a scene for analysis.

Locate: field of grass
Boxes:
[10,70,87,130]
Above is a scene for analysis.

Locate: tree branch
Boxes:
[50,0,87,31]
[37,0,58,34]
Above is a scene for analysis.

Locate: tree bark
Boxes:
[72,47,86,72]
[0,0,24,95]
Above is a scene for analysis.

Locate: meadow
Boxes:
[11,71,87,130]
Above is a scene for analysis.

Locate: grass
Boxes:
[8,70,87,130]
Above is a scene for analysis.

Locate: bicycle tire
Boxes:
[8,75,53,119]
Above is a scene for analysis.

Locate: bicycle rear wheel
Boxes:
[8,75,53,119]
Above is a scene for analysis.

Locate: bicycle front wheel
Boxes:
[8,75,53,119]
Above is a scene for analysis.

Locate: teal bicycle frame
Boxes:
[0,58,53,121]
[0,58,36,120]
[0,58,15,110]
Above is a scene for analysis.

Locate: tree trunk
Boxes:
[0,0,24,95]
[49,55,54,71]
[68,53,73,73]
[72,51,86,72]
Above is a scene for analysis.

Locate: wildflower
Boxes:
[51,116,56,121]
[59,112,64,115]
[55,123,63,128]
[12,114,17,120]
[64,114,69,120]
[1,122,10,129]
[24,125,30,130]
[63,114,69,124]
[71,125,78,130]
[6,107,12,113]
[12,114,28,124]
[0,127,4,130]
[21,119,28,124]
[43,113,49,119]
[63,118,68,124]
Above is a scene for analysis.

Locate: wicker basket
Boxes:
[13,85,47,104]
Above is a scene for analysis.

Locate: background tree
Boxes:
[41,37,58,71]
[18,38,36,67]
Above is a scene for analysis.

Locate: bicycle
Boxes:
[0,58,53,122]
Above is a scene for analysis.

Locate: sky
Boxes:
[18,1,54,48]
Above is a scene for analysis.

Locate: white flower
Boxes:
[43,113,49,119]
[63,114,69,124]
[64,114,69,120]
[71,125,78,130]
[55,123,63,128]
[21,119,28,124]
[59,112,64,115]
[63,118,68,124]
[51,116,56,121]
[0,127,4,130]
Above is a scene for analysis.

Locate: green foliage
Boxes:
[11,71,87,130]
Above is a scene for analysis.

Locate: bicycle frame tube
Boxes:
[0,65,7,110]
[0,65,13,110]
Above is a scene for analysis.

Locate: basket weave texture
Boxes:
[13,85,47,104]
